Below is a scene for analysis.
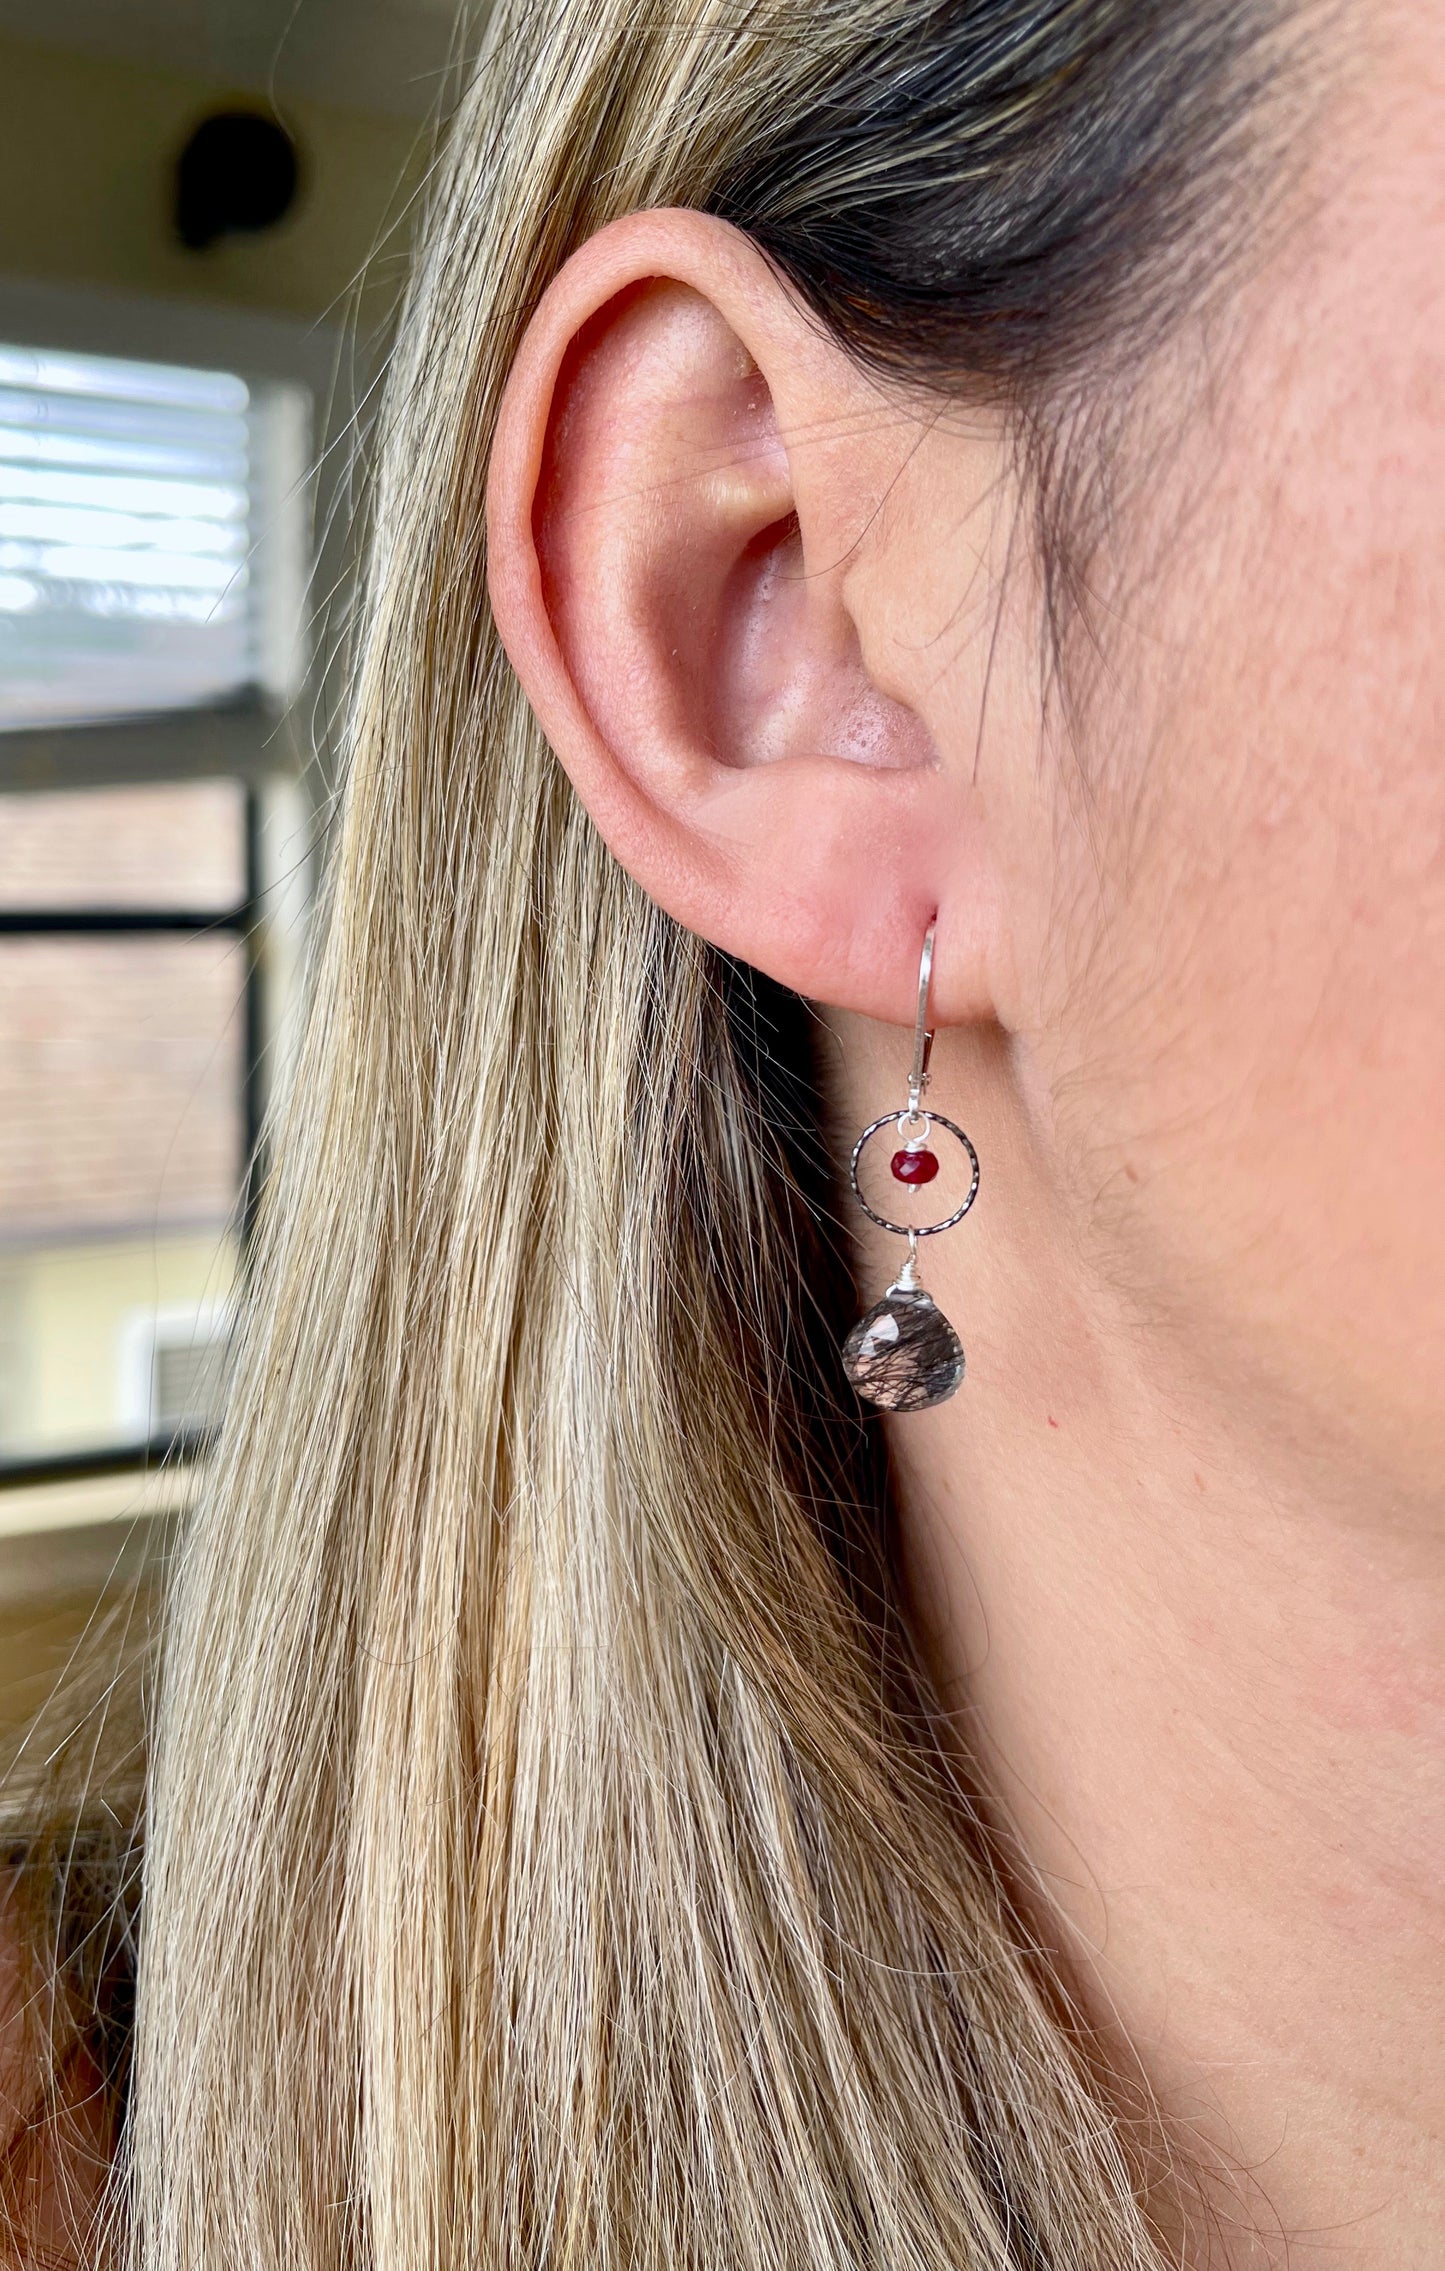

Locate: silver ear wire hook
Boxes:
[907,919,936,1122]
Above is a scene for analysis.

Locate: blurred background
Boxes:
[0,0,463,1740]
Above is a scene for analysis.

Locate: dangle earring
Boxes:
[841,920,978,1413]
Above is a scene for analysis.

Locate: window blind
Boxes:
[0,343,256,730]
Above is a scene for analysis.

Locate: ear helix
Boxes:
[841,921,979,1413]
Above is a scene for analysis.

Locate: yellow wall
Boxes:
[0,31,428,323]
[4,1229,238,1456]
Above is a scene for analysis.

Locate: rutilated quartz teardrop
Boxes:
[842,1284,965,1413]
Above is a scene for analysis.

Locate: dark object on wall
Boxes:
[176,112,301,251]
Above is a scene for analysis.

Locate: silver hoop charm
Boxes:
[848,1111,980,1239]
[840,920,978,1414]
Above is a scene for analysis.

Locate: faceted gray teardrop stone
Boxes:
[842,1286,965,1413]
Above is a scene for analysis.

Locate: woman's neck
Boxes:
[830,1015,1445,2269]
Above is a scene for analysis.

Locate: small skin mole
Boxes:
[1124,1163,1140,1184]
[1048,1416,1060,1429]
[1194,1472,1206,1492]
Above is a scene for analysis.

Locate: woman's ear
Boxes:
[486,208,1018,1024]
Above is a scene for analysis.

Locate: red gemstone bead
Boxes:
[890,1147,939,1185]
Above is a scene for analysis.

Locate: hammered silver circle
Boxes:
[848,1111,980,1238]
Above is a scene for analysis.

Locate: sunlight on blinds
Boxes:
[0,343,256,729]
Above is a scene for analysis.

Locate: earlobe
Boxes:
[486,209,1009,1025]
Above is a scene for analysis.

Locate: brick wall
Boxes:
[0,780,244,909]
[0,783,245,1241]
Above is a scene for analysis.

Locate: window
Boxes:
[0,345,257,729]
[0,777,255,1473]
[0,288,335,1492]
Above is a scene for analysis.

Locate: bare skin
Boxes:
[489,6,1445,2261]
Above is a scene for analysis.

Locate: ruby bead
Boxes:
[890,1147,939,1185]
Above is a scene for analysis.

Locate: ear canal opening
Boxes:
[740,508,802,566]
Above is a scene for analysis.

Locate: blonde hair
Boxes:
[22,1,1293,2262]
